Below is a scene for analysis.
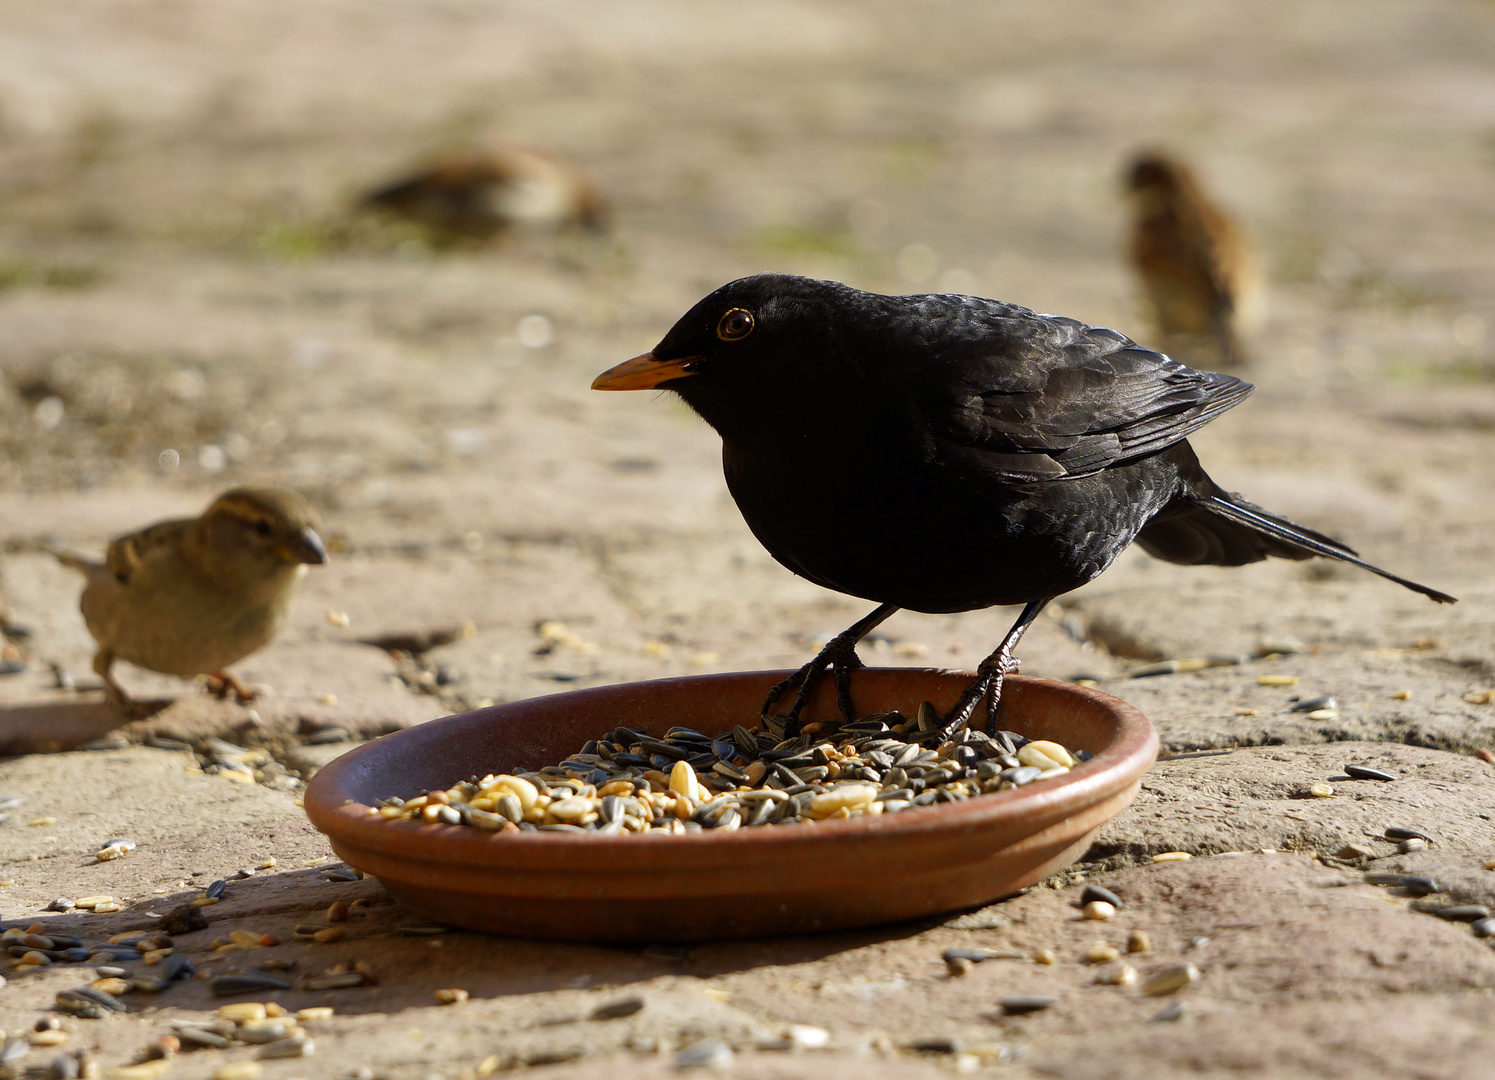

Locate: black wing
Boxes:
[878,297,1252,482]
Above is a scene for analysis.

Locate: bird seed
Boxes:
[371,711,1085,836]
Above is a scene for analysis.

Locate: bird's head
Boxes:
[1125,152,1203,215]
[592,274,860,433]
[198,487,328,574]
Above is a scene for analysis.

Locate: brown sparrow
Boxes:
[51,487,327,716]
[1125,151,1261,368]
[360,147,608,242]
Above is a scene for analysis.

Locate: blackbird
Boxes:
[1125,151,1260,369]
[593,274,1454,736]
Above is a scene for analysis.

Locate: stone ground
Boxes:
[3,1,1495,1077]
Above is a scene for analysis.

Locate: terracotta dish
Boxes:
[304,670,1156,940]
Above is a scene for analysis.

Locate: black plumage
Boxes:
[593,274,1454,734]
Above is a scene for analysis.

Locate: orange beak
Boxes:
[591,352,702,391]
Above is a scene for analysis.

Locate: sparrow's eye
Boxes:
[716,308,754,342]
[254,520,272,536]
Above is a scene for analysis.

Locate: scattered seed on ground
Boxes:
[674,1039,733,1070]
[1149,1002,1186,1022]
[1094,963,1137,986]
[1127,929,1151,953]
[1152,852,1192,863]
[1082,900,1117,921]
[1141,962,1200,995]
[1080,884,1123,910]
[435,988,469,1005]
[1344,764,1397,782]
[1000,995,1055,1015]
[1432,904,1491,922]
[590,995,645,1020]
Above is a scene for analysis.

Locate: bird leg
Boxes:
[762,603,899,733]
[204,671,258,705]
[94,649,151,720]
[937,599,1051,740]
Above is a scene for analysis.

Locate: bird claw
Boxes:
[761,637,866,735]
[204,672,257,706]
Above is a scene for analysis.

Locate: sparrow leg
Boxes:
[937,599,1051,740]
[94,649,150,719]
[762,603,899,732]
[204,671,258,705]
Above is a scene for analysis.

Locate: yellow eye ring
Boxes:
[716,308,755,342]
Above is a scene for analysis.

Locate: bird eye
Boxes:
[716,308,754,342]
[254,520,272,536]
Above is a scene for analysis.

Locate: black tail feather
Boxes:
[1201,494,1456,604]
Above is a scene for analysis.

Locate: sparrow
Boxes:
[360,147,607,243]
[51,487,327,717]
[593,274,1453,735]
[1125,151,1261,368]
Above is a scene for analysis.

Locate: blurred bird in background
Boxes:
[360,146,608,244]
[49,487,327,717]
[1125,151,1261,368]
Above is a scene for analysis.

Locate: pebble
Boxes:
[1344,764,1397,782]
[590,995,646,1020]
[1141,962,1200,996]
[1082,900,1117,921]
[674,1039,734,1069]
[999,995,1055,1015]
[1336,843,1376,861]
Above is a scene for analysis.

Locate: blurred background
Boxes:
[1,0,1492,722]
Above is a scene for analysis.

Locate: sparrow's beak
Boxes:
[287,526,329,566]
[591,352,701,391]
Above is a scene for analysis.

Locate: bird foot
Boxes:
[204,672,257,706]
[936,655,1023,740]
[761,636,866,735]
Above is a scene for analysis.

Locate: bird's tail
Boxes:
[1136,489,1456,604]
[40,544,102,576]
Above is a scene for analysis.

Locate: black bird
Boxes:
[593,274,1455,736]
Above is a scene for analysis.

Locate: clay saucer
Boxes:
[303,669,1156,940]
